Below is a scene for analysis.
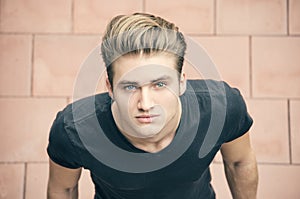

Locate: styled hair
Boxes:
[100,13,187,87]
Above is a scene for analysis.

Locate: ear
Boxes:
[179,72,186,96]
[106,78,114,99]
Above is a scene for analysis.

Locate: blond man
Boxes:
[47,13,258,199]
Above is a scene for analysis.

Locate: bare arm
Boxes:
[47,159,82,199]
[220,132,258,199]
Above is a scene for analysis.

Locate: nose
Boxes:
[137,87,154,111]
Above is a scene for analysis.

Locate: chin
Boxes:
[136,131,160,139]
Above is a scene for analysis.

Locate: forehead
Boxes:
[112,53,178,84]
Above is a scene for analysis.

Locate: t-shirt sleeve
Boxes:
[47,111,82,169]
[223,84,253,143]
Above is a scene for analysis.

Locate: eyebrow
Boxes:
[118,75,172,86]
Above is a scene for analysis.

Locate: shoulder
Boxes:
[47,92,111,168]
[56,92,111,126]
[187,79,238,94]
[186,79,243,102]
[48,92,111,152]
[185,79,248,124]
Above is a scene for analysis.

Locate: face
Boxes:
[107,53,186,139]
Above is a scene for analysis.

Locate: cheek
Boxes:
[114,93,128,108]
[157,92,179,109]
[115,92,138,113]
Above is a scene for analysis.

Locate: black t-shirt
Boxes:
[47,80,253,199]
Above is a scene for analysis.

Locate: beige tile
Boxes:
[252,37,300,98]
[0,0,72,33]
[79,169,94,199]
[146,0,214,34]
[33,35,100,97]
[95,72,108,94]
[0,35,32,96]
[183,60,204,80]
[289,0,300,34]
[26,163,95,199]
[257,164,300,198]
[217,0,287,35]
[74,0,143,33]
[210,163,232,199]
[247,99,289,163]
[0,98,66,162]
[192,36,250,96]
[211,163,300,198]
[0,164,24,199]
[291,100,300,164]
[25,163,48,199]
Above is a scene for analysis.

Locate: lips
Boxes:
[135,115,159,123]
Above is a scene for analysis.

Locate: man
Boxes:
[47,13,258,199]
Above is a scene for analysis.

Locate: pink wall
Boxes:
[0,0,300,198]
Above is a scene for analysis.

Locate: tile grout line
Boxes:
[23,163,27,199]
[71,0,74,33]
[0,95,71,99]
[30,34,35,97]
[249,36,253,98]
[287,0,290,35]
[1,94,299,101]
[245,96,300,100]
[0,161,48,164]
[0,0,2,31]
[212,161,300,166]
[1,32,300,37]
[142,0,146,12]
[66,96,70,104]
[287,99,293,164]
[214,0,217,35]
[0,32,101,36]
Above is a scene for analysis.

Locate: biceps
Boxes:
[220,132,255,164]
[48,159,82,190]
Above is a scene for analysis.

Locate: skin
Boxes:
[47,159,81,199]
[47,53,258,199]
[221,133,258,198]
[107,53,186,152]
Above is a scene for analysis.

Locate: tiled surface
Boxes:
[145,0,214,34]
[257,164,300,198]
[1,1,299,198]
[25,163,48,199]
[25,163,95,199]
[291,100,300,164]
[246,99,290,163]
[0,0,72,33]
[211,163,300,199]
[217,0,287,35]
[211,163,232,199]
[74,0,143,33]
[192,36,250,96]
[213,98,290,164]
[252,37,300,98]
[0,98,66,162]
[33,35,100,96]
[79,169,94,199]
[0,163,24,199]
[0,34,32,96]
[289,0,300,34]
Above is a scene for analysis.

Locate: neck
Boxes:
[123,129,177,153]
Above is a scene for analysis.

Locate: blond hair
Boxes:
[101,13,186,86]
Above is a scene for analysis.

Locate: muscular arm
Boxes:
[220,132,258,199]
[47,159,82,199]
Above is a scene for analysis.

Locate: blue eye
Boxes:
[124,85,137,91]
[155,82,167,88]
